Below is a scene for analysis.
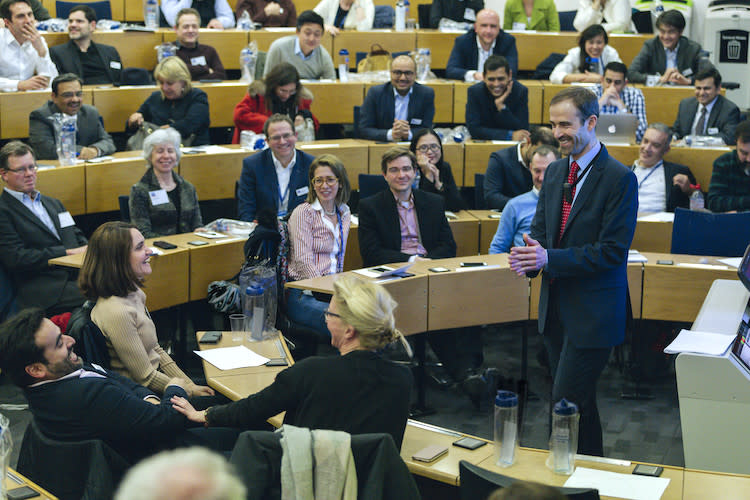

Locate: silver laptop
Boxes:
[596,113,638,145]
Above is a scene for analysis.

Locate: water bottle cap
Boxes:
[553,398,579,415]
[495,390,518,407]
[339,49,349,55]
[245,285,263,295]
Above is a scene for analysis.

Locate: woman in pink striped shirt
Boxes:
[286,154,352,338]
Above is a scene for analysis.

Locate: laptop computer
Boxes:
[595,113,638,145]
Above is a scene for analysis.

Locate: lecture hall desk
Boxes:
[41,30,161,70]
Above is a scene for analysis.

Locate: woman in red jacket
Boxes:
[232,62,319,143]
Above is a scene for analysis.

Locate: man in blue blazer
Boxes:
[466,55,529,141]
[238,114,315,221]
[359,55,435,142]
[446,9,518,81]
[509,87,638,456]
[0,309,237,464]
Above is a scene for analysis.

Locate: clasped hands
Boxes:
[508,233,547,276]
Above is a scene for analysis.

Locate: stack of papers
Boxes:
[194,346,270,370]
[564,467,670,500]
[663,329,734,355]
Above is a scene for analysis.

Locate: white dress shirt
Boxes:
[0,28,58,92]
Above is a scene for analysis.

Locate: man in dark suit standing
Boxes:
[672,67,740,145]
[508,87,638,456]
[358,55,435,142]
[359,147,488,405]
[484,126,558,210]
[29,73,115,160]
[49,5,122,85]
[466,55,529,141]
[446,9,517,81]
[632,123,697,213]
[0,142,87,315]
[238,114,314,221]
[0,308,235,464]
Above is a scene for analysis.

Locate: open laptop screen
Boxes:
[738,243,750,293]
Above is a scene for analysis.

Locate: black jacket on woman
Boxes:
[136,88,210,145]
[418,160,466,212]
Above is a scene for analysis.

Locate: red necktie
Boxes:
[558,161,580,244]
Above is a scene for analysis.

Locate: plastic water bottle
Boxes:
[494,391,519,467]
[244,285,265,342]
[0,413,13,500]
[689,184,704,210]
[586,57,600,74]
[144,0,158,29]
[156,43,175,62]
[550,399,579,475]
[412,167,421,190]
[416,48,431,80]
[338,49,350,82]
[58,121,77,165]
[395,0,406,31]
[237,10,253,30]
[654,0,665,15]
[240,42,258,82]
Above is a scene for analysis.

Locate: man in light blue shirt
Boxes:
[263,10,335,80]
[489,145,559,253]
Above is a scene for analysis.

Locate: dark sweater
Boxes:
[207,350,413,447]
[136,88,210,145]
[175,43,226,80]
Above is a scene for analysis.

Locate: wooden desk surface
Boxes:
[298,139,370,190]
[34,164,86,216]
[0,88,93,139]
[464,140,515,187]
[5,468,59,499]
[641,252,739,322]
[682,468,750,499]
[632,218,673,254]
[332,30,417,69]
[85,154,146,213]
[467,209,503,255]
[445,210,481,257]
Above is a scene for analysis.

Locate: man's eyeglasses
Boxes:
[313,176,338,187]
[416,144,440,153]
[269,133,294,142]
[59,91,83,98]
[323,309,341,320]
[386,165,415,174]
[6,165,37,174]
[391,70,415,77]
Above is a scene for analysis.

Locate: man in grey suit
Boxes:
[627,10,711,85]
[49,5,122,85]
[508,87,638,456]
[672,67,740,145]
[0,142,87,315]
[29,73,115,160]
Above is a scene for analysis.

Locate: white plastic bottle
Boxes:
[144,0,158,29]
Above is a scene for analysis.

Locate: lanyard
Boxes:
[563,147,602,204]
[335,208,345,273]
[633,162,661,189]
[277,182,291,216]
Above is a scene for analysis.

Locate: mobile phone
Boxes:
[460,262,487,267]
[453,437,487,450]
[632,464,663,477]
[153,241,177,250]
[265,358,288,366]
[371,267,391,273]
[656,260,674,265]
[429,267,450,273]
[412,444,449,463]
[392,271,415,278]
[7,486,41,500]
[199,331,222,344]
[188,240,209,246]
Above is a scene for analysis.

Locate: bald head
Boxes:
[390,55,416,95]
[475,9,501,50]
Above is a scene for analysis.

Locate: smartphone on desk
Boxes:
[153,240,177,250]
[460,262,487,267]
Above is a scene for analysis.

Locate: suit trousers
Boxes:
[543,286,612,457]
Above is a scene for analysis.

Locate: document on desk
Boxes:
[628,250,648,263]
[663,329,734,355]
[564,467,669,500]
[637,212,675,223]
[718,257,742,268]
[194,346,270,370]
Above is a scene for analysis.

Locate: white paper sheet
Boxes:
[663,329,734,355]
[353,262,414,279]
[637,212,675,222]
[718,257,742,268]
[194,345,270,370]
[564,467,670,500]
[628,250,648,263]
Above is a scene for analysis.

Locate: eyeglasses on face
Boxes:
[313,176,338,187]
[6,165,37,174]
[391,70,415,77]
[323,309,341,320]
[416,144,440,152]
[59,91,83,98]
[269,133,294,142]
[386,165,415,175]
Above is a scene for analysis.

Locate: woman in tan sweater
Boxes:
[78,221,214,397]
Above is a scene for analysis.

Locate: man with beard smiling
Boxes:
[466,55,529,141]
[28,73,115,160]
[49,5,122,85]
[508,87,637,456]
[358,55,435,142]
[0,308,202,463]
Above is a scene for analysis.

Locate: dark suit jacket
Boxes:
[24,363,190,463]
[662,161,697,212]
[429,0,484,28]
[627,36,710,84]
[49,40,122,85]
[446,29,518,80]
[672,95,741,145]
[484,144,532,210]
[237,148,314,222]
[529,144,638,348]
[0,191,87,312]
[28,101,116,160]
[358,82,435,141]
[466,81,528,140]
[358,188,456,267]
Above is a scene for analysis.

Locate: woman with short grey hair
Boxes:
[129,127,202,238]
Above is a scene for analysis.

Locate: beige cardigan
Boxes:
[91,288,191,394]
